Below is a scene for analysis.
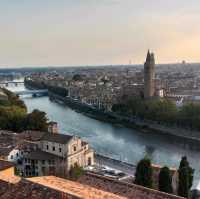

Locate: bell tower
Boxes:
[144,50,155,99]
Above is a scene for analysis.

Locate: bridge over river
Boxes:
[15,89,48,96]
[0,81,24,87]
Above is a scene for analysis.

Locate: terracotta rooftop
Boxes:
[0,179,74,199]
[0,160,21,184]
[0,131,18,157]
[0,160,14,171]
[41,132,73,144]
[19,131,46,141]
[25,149,60,160]
[78,172,186,199]
[28,176,126,199]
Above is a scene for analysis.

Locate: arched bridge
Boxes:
[15,89,48,96]
[0,81,24,87]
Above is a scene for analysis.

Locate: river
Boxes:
[7,82,200,184]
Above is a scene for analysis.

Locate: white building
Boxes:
[18,132,94,177]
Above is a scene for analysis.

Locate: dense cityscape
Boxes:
[0,51,200,199]
[1,1,200,199]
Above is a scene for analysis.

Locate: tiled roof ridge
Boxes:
[84,172,185,199]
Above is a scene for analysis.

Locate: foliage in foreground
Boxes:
[134,157,153,188]
[135,156,194,197]
[68,164,84,180]
[178,156,194,197]
[159,166,173,193]
[0,89,48,132]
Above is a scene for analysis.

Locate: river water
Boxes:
[7,83,200,184]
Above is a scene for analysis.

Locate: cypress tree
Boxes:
[178,156,194,197]
[159,166,173,193]
[134,157,153,188]
[178,167,189,197]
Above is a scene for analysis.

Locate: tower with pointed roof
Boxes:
[144,50,155,99]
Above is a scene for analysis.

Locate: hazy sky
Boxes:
[0,0,200,67]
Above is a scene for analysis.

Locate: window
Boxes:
[73,146,77,152]
[46,145,49,150]
[52,146,55,151]
[16,153,18,157]
[10,155,13,159]
[88,157,92,166]
[59,148,62,152]
[42,160,45,165]
[42,167,45,172]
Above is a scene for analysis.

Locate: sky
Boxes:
[0,0,200,67]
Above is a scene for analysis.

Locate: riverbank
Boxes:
[48,92,200,147]
[24,79,200,146]
[95,153,136,176]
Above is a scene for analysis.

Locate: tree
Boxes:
[134,157,153,188]
[68,163,84,180]
[178,167,189,197]
[178,156,194,197]
[25,109,48,131]
[48,86,68,97]
[0,106,26,132]
[72,74,83,81]
[159,166,173,193]
[178,103,200,130]
[2,88,26,109]
[179,156,194,189]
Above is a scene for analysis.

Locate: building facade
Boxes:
[16,132,94,177]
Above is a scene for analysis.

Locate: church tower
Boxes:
[144,50,155,99]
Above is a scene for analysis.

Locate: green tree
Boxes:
[68,163,84,180]
[134,157,153,188]
[0,106,26,132]
[179,156,194,189]
[2,88,26,109]
[25,109,48,131]
[178,167,189,197]
[179,103,200,130]
[159,166,173,193]
[143,99,177,123]
[178,156,194,197]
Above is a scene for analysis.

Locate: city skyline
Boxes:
[0,0,200,67]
